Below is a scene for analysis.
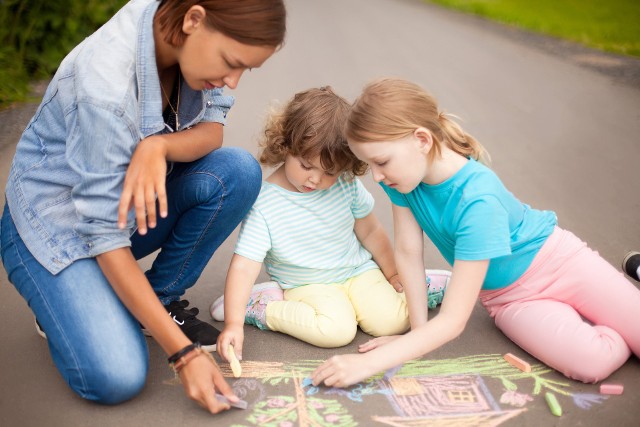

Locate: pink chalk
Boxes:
[599,383,624,395]
[503,353,532,373]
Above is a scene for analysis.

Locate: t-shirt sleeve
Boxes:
[379,182,409,207]
[351,178,375,218]
[233,207,271,262]
[454,196,512,261]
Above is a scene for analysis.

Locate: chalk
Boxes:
[228,344,242,378]
[600,383,624,395]
[503,353,531,373]
[301,377,314,387]
[545,392,562,416]
[383,364,403,380]
[215,393,248,410]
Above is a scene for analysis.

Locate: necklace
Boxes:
[161,72,181,129]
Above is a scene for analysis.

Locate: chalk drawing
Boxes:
[166,354,607,426]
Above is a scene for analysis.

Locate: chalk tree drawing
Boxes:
[167,354,607,426]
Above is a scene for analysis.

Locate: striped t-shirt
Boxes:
[234,175,379,289]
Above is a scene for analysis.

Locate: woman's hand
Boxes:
[311,354,376,388]
[358,335,401,353]
[217,324,245,362]
[118,135,169,234]
[178,351,239,414]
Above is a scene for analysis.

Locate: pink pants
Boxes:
[480,227,640,383]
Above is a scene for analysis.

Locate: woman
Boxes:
[0,0,285,414]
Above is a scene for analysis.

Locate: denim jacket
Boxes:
[4,0,234,274]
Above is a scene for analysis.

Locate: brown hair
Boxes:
[346,78,489,164]
[156,0,286,48]
[259,87,368,177]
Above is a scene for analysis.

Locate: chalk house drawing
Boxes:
[167,354,608,426]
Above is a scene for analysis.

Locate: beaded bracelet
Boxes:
[168,342,200,365]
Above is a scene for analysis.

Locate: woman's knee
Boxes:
[221,147,261,200]
[70,352,148,404]
[194,147,261,209]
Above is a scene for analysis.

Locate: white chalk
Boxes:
[215,393,248,409]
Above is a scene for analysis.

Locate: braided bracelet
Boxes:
[171,348,206,374]
[168,342,201,365]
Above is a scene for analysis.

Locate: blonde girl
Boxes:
[312,77,640,387]
[211,86,451,363]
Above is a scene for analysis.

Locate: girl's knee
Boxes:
[362,317,410,337]
[313,318,358,348]
[564,362,621,384]
[547,331,630,384]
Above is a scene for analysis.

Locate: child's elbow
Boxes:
[441,315,468,340]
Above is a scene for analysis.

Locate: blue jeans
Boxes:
[0,147,261,404]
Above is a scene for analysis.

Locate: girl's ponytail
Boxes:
[347,78,489,165]
[438,112,489,164]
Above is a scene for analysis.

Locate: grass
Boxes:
[425,0,640,58]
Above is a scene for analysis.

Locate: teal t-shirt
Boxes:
[381,159,557,289]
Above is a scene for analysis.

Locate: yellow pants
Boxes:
[265,268,409,348]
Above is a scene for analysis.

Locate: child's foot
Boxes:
[426,269,451,309]
[622,251,640,282]
[245,282,283,330]
[210,281,283,330]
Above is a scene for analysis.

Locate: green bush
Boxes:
[0,0,128,108]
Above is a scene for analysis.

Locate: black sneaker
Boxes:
[143,299,219,352]
[622,251,640,282]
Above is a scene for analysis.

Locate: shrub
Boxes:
[0,0,128,108]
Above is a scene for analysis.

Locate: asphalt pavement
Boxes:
[1,0,639,425]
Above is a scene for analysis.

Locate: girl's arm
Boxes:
[96,247,237,413]
[393,205,429,327]
[217,254,263,362]
[354,213,399,289]
[117,122,223,234]
[311,258,488,388]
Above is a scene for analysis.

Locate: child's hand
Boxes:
[358,335,400,353]
[311,354,375,388]
[118,135,169,234]
[217,324,245,362]
[178,351,240,414]
[388,274,403,292]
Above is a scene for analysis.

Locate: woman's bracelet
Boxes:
[171,347,206,374]
[168,342,201,365]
